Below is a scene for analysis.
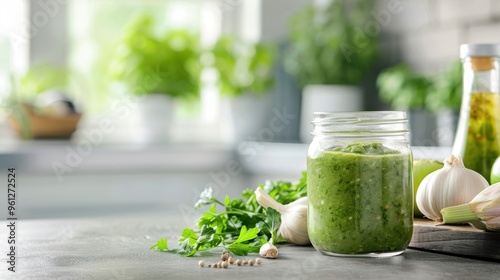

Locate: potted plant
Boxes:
[376,64,434,146]
[285,0,378,143]
[6,65,81,139]
[377,62,462,146]
[108,14,201,143]
[377,64,430,110]
[426,61,462,113]
[209,35,275,142]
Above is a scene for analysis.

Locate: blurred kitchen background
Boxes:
[0,0,499,220]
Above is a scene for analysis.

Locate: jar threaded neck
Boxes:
[311,111,409,140]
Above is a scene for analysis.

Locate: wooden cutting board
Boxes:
[410,218,500,261]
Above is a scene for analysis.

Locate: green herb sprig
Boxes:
[150,172,307,256]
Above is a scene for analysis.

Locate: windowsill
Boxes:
[0,139,234,174]
[237,143,452,176]
[0,138,452,176]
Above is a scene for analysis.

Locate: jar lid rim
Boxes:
[311,111,409,136]
[312,111,407,123]
[460,44,500,58]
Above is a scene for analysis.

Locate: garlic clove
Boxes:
[259,243,278,258]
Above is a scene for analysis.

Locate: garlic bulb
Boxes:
[441,182,500,231]
[416,154,489,221]
[259,242,279,258]
[254,188,310,245]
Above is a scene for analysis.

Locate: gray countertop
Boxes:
[2,213,499,280]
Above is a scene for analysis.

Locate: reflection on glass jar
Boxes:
[307,111,413,257]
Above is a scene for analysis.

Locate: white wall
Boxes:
[260,0,308,42]
[379,0,500,74]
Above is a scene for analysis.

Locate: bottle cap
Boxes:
[460,44,500,59]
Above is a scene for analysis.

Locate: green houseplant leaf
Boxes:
[108,14,201,98]
[377,64,431,110]
[18,65,69,100]
[210,35,275,97]
[377,61,462,111]
[285,0,378,87]
[426,60,462,112]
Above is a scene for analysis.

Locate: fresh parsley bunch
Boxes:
[150,172,307,256]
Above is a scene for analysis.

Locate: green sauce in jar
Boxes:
[307,142,413,256]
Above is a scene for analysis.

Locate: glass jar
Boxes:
[452,44,500,183]
[307,111,413,257]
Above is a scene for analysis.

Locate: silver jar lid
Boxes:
[460,44,500,58]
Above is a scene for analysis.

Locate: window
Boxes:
[0,0,29,99]
[0,0,273,144]
[66,0,235,143]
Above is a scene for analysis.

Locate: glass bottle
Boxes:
[452,44,500,182]
[307,111,413,257]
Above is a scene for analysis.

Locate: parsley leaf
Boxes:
[265,208,281,244]
[149,238,169,251]
[233,226,259,243]
[227,243,260,256]
[226,226,260,255]
[194,187,224,209]
[179,238,195,256]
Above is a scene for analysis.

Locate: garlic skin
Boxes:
[255,188,310,245]
[441,183,500,231]
[416,154,488,221]
[468,182,500,231]
[259,243,278,258]
[278,197,308,244]
[483,216,500,231]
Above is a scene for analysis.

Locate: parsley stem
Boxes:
[217,210,265,217]
[210,198,226,207]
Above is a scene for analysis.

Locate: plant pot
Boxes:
[134,94,173,144]
[223,93,272,144]
[434,110,459,147]
[407,110,437,146]
[8,104,81,139]
[101,94,174,144]
[73,94,174,145]
[300,84,363,143]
